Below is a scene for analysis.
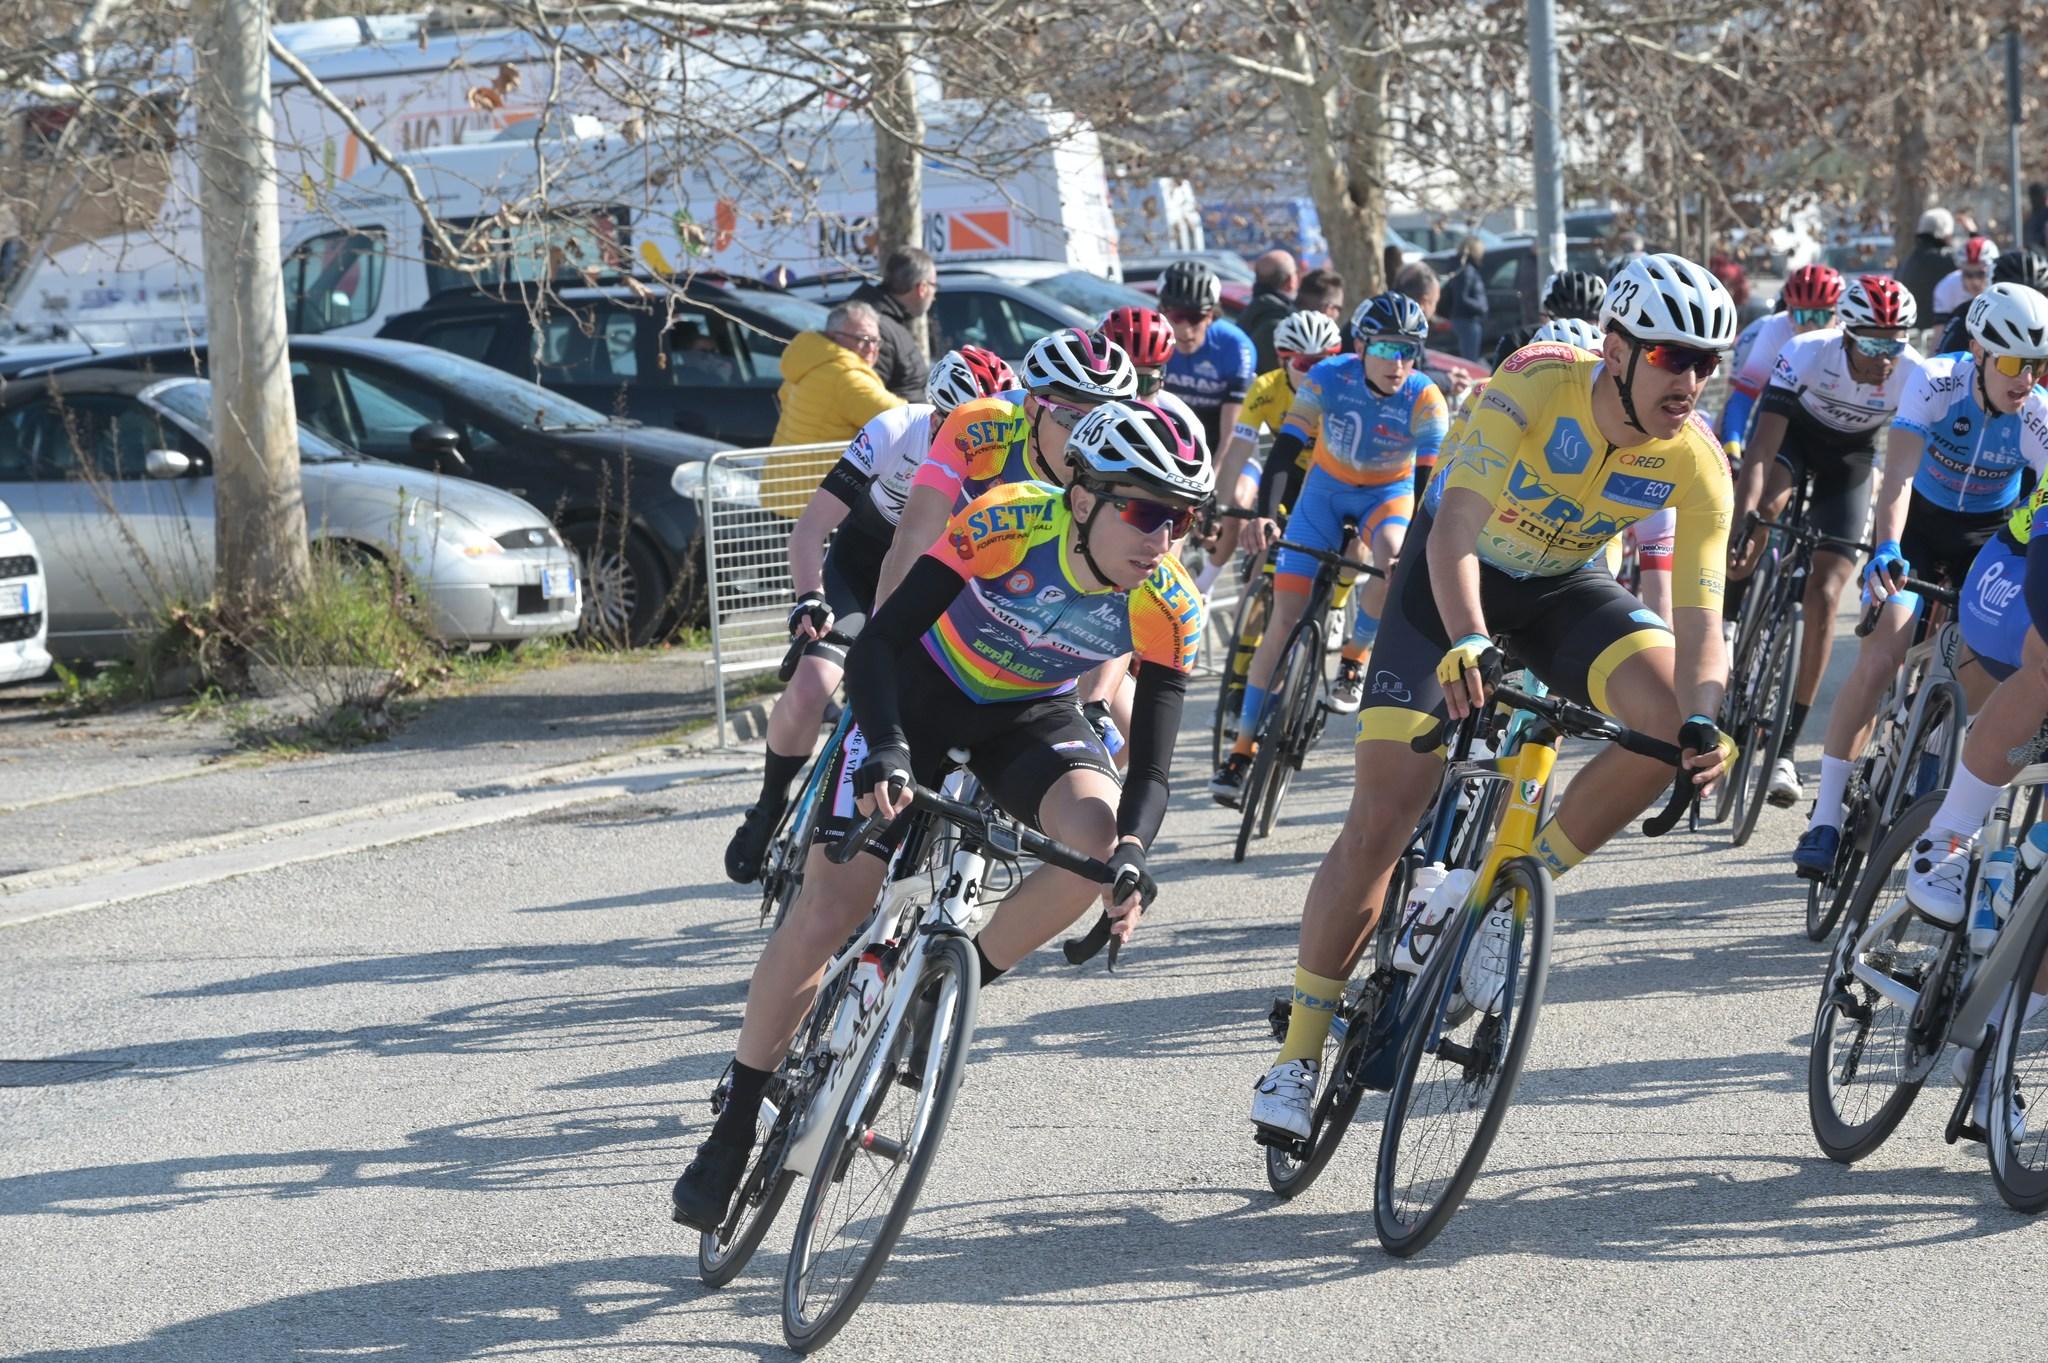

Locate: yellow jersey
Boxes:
[1436,344,1733,610]
[1234,367,1318,471]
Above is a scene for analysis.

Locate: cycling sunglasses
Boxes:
[1790,307,1835,328]
[1282,349,1338,372]
[1987,353,2048,379]
[1133,370,1164,397]
[1850,332,1907,358]
[1089,485,1198,538]
[1964,267,1991,281]
[1640,341,1722,378]
[1364,338,1423,362]
[1163,307,1210,326]
[1034,394,1092,429]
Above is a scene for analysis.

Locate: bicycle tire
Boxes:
[1375,855,1553,1257]
[1259,627,1323,839]
[1805,791,1868,943]
[1212,574,1270,769]
[760,725,847,929]
[699,1162,795,1288]
[782,935,979,1354]
[1988,886,2048,1212]
[1807,792,1943,1163]
[1733,602,1801,848]
[1886,678,1965,825]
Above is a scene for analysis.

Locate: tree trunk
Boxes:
[869,22,927,355]
[1335,47,1391,299]
[1891,46,1934,262]
[1283,31,1383,301]
[197,0,309,620]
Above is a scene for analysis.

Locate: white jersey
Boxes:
[1932,269,1972,321]
[841,403,938,527]
[1764,329,1924,434]
[1729,311,1798,399]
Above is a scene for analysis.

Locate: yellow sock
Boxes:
[1276,966,1348,1066]
[1532,819,1589,878]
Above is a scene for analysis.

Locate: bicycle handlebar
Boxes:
[1408,684,1696,839]
[1265,540,1386,578]
[1855,576,1961,637]
[1742,511,1872,559]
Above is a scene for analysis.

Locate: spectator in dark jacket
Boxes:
[1896,208,1956,327]
[847,247,936,400]
[1237,248,1299,373]
[1445,237,1489,361]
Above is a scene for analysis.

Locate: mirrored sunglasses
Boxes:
[1850,333,1907,358]
[1640,342,1722,378]
[1364,338,1422,362]
[1791,308,1835,328]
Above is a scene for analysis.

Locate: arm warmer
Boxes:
[1117,661,1189,844]
[818,456,869,509]
[1259,431,1307,515]
[844,554,959,756]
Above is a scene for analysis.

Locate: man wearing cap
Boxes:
[1898,208,1958,326]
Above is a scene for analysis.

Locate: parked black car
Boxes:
[14,337,753,645]
[376,276,830,448]
[1425,238,1610,355]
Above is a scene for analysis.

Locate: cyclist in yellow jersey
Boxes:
[1250,254,1742,1142]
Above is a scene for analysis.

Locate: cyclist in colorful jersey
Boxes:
[1725,275,1924,810]
[1935,249,2048,355]
[1720,265,1844,458]
[671,401,1212,1230]
[1209,293,1449,804]
[875,328,1136,605]
[1158,260,1257,455]
[1250,254,1737,1142]
[1795,283,2048,878]
[722,347,1016,883]
[1932,235,2000,324]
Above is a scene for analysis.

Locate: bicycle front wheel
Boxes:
[1259,627,1323,839]
[1213,573,1270,768]
[782,935,979,1354]
[1988,890,2048,1211]
[1887,678,1965,823]
[1375,855,1553,1257]
[1733,603,1801,848]
[1806,786,1871,943]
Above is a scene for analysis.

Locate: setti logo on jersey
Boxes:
[964,498,1057,542]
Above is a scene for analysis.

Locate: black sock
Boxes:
[707,1059,772,1150]
[1724,573,1749,622]
[1781,702,1810,759]
[756,747,808,813]
[975,940,1008,988]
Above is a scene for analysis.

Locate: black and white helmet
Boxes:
[1530,317,1604,351]
[1966,283,2048,359]
[1019,328,1138,404]
[1600,252,1739,350]
[1066,400,1214,507]
[1157,259,1223,313]
[1541,269,1607,323]
[1272,309,1343,357]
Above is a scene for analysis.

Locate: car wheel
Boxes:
[563,519,670,647]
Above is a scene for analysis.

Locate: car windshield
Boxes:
[371,346,617,429]
[149,378,353,463]
[703,285,829,336]
[1026,271,1156,318]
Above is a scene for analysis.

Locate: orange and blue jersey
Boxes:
[910,390,1048,511]
[922,480,1206,703]
[1286,358,1449,486]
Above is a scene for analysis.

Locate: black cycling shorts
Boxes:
[1771,411,1878,557]
[819,647,1119,861]
[804,519,890,666]
[1900,491,2006,591]
[1357,507,1674,745]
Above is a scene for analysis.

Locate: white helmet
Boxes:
[1020,327,1138,403]
[1272,309,1343,357]
[1530,317,1604,351]
[1966,283,2048,359]
[1065,399,1214,507]
[1599,252,1739,350]
[924,346,1017,414]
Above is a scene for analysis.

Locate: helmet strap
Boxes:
[1614,340,1651,435]
[1066,484,1119,591]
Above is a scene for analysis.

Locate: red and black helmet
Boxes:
[1100,306,1176,369]
[1782,264,1845,311]
[1837,274,1917,331]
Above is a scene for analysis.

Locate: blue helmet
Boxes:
[1351,291,1429,343]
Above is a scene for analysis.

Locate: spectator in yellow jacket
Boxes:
[765,301,905,516]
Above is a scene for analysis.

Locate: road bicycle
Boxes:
[695,761,1153,1352]
[1799,576,1963,941]
[1261,675,1695,1255]
[753,635,857,931]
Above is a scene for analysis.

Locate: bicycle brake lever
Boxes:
[1640,767,1696,838]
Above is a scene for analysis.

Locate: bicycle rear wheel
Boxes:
[1805,788,1870,943]
[1988,892,2048,1212]
[1887,679,1965,823]
[783,935,978,1353]
[1732,603,1801,848]
[1807,793,1946,1163]
[699,1132,796,1288]
[1375,856,1553,1257]
[1213,574,1270,769]
[1259,630,1323,839]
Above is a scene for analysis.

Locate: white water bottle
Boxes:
[829,947,890,1055]
[1973,846,2017,955]
[1396,865,1474,975]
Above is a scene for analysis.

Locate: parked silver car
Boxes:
[0,370,581,660]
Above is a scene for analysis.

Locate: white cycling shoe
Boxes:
[1766,757,1802,809]
[1251,1058,1319,1140]
[1905,832,1975,927]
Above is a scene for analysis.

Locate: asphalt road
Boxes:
[5,666,2045,1361]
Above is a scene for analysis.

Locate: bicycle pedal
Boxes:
[1250,1125,1309,1159]
[1267,998,1292,1042]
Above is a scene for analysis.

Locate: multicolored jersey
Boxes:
[1721,311,1797,446]
[1164,319,1256,449]
[923,480,1206,703]
[1234,367,1319,473]
[1893,354,2044,515]
[1286,358,1449,486]
[1761,329,1923,444]
[1435,343,1734,610]
[911,389,1051,511]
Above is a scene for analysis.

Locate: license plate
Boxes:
[541,567,575,601]
[0,583,26,618]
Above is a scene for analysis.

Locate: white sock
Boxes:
[1929,763,2005,841]
[1193,557,1222,595]
[1809,755,1852,832]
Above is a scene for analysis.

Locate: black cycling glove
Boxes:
[788,590,833,639]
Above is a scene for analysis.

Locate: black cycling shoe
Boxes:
[670,1139,751,1231]
[723,804,778,884]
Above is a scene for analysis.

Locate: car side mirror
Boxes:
[409,422,465,464]
[143,448,193,479]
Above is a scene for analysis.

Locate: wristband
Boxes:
[1452,633,1491,652]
